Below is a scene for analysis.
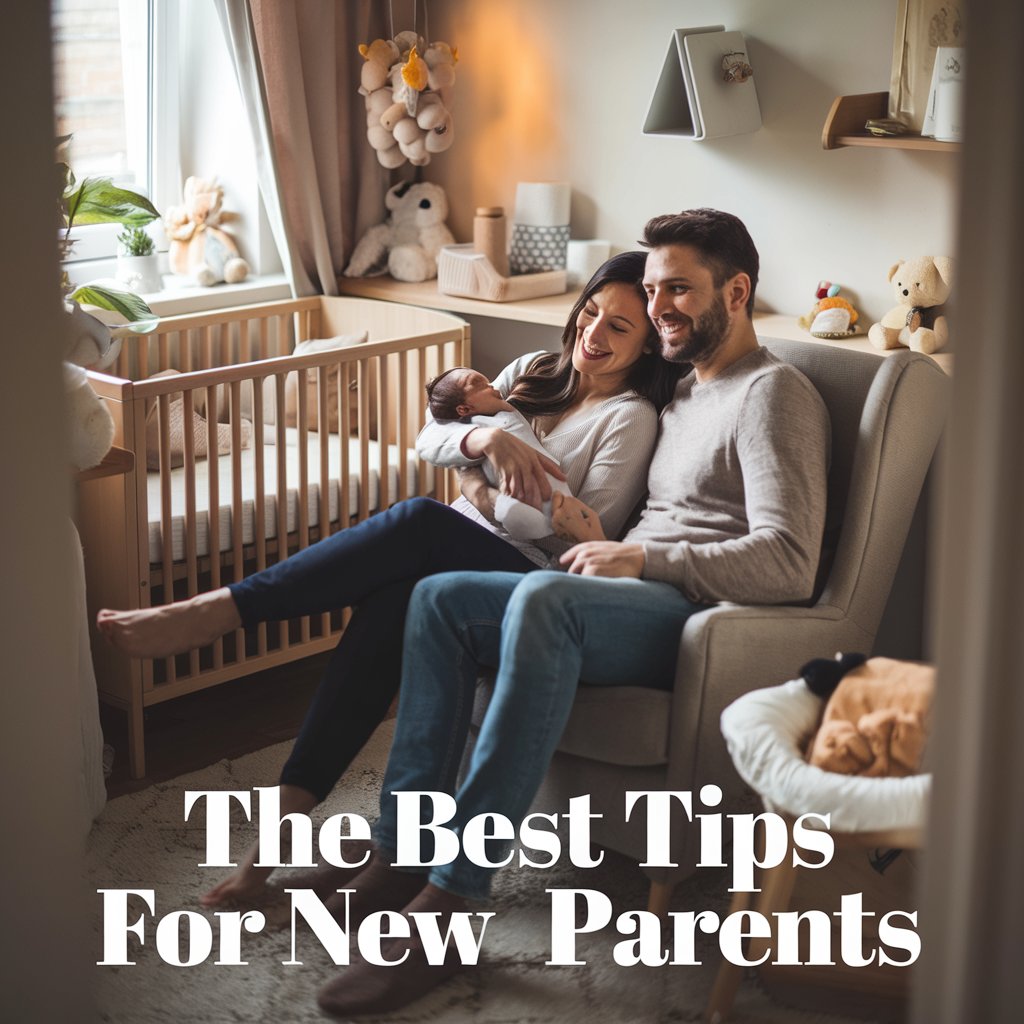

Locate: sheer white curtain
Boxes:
[214,0,386,297]
[213,0,302,294]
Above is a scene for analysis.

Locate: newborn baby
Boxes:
[425,367,571,540]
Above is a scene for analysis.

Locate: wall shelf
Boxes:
[822,92,961,152]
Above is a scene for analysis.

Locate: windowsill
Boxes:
[140,273,291,317]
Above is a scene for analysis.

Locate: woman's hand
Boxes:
[465,427,566,510]
[458,467,500,524]
[550,492,606,543]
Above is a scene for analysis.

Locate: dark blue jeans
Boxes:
[228,497,537,801]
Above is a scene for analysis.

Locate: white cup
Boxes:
[566,239,612,288]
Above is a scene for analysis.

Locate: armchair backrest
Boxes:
[760,339,949,639]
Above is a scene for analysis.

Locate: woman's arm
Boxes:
[458,466,500,524]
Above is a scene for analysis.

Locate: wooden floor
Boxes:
[101,652,333,797]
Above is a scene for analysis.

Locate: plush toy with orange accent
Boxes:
[802,653,934,777]
[798,280,863,338]
[357,32,457,168]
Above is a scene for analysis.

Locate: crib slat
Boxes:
[201,325,213,369]
[206,383,223,670]
[157,393,176,684]
[340,362,352,532]
[417,347,429,497]
[253,378,268,657]
[219,323,230,368]
[159,333,171,373]
[397,350,408,500]
[239,320,251,364]
[296,366,311,644]
[317,367,331,637]
[274,373,289,652]
[378,354,390,511]
[230,379,246,663]
[259,318,269,361]
[358,358,370,522]
[182,388,200,679]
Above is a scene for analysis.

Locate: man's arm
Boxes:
[559,540,644,577]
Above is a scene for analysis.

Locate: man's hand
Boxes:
[559,541,645,578]
[465,427,566,510]
[458,467,499,524]
[551,492,606,543]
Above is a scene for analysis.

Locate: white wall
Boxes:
[427,0,959,320]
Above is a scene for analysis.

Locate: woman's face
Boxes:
[570,282,652,389]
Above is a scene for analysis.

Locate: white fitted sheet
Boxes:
[146,429,432,564]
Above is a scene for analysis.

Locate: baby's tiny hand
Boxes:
[551,492,606,543]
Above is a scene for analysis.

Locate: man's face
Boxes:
[643,245,732,366]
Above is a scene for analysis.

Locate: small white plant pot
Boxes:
[115,253,163,294]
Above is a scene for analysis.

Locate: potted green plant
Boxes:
[58,136,161,366]
[115,225,162,294]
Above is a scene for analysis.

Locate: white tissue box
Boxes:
[437,244,567,303]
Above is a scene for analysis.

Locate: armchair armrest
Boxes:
[661,600,875,868]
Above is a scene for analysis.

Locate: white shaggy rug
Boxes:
[87,723,876,1024]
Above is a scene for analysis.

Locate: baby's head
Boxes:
[426,367,509,421]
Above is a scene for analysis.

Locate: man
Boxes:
[317,209,831,1016]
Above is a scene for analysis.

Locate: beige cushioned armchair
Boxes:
[477,338,950,913]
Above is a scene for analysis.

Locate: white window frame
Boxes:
[63,0,179,279]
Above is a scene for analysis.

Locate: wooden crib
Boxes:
[77,295,470,778]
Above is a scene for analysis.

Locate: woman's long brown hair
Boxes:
[505,251,685,417]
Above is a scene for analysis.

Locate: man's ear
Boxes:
[456,402,472,418]
[724,272,751,314]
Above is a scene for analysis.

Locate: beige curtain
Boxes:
[216,0,387,296]
[247,0,387,296]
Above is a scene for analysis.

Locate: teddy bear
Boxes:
[357,33,457,168]
[342,180,455,282]
[868,255,954,355]
[164,177,250,287]
[801,652,934,777]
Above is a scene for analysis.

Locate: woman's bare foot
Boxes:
[200,784,319,908]
[96,587,241,658]
[551,491,606,543]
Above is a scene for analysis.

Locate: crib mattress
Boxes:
[146,429,432,564]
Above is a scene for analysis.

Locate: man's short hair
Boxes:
[641,208,759,316]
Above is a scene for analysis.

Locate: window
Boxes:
[53,0,178,268]
[52,0,149,192]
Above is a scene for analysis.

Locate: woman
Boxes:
[96,251,682,905]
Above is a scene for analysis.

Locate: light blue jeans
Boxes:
[373,570,707,900]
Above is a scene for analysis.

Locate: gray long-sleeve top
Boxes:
[626,347,830,605]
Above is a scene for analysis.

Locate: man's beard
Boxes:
[659,294,730,365]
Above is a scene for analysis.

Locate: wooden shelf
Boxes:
[337,274,581,328]
[822,92,961,152]
[754,313,952,375]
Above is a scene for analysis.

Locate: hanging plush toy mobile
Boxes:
[357,25,457,168]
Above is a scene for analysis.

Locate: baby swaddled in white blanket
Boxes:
[424,367,570,540]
